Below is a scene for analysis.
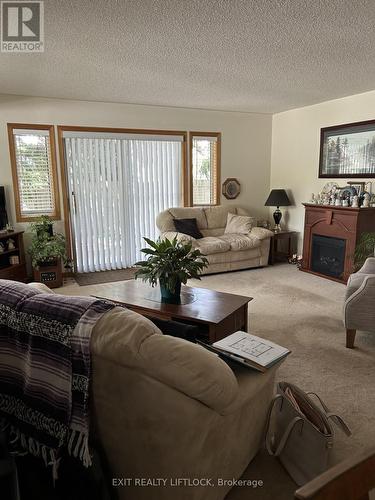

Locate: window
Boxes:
[7,124,60,221]
[189,132,221,206]
[59,126,186,272]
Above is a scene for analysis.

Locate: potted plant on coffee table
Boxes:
[28,216,69,288]
[135,237,208,303]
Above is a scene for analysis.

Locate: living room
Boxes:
[0,1,375,500]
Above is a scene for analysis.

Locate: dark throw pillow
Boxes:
[173,218,203,239]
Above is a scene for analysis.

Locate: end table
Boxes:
[269,230,297,265]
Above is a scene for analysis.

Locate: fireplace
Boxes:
[301,204,375,283]
[311,235,346,279]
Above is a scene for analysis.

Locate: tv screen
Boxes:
[0,186,8,229]
[0,186,5,210]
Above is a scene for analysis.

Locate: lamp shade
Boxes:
[264,189,291,207]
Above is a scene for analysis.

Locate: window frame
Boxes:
[7,123,61,222]
[189,131,221,207]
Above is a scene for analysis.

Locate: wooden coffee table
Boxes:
[94,280,252,343]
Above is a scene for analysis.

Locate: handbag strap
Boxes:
[326,413,352,436]
[307,392,351,436]
[266,416,304,456]
[265,393,304,457]
[306,391,330,412]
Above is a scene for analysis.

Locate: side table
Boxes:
[269,230,297,264]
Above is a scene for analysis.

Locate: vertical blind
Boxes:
[12,129,56,217]
[191,135,218,205]
[63,133,183,273]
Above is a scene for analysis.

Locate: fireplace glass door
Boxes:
[311,234,346,278]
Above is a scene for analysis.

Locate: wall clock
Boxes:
[222,178,241,200]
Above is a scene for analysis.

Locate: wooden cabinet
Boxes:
[269,230,297,264]
[0,231,27,282]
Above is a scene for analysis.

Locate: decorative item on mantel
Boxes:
[308,181,374,208]
[264,189,291,232]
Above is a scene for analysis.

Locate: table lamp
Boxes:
[264,189,291,231]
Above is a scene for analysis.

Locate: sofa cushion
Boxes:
[219,233,261,251]
[91,307,239,412]
[204,206,237,228]
[224,213,254,234]
[169,207,208,229]
[173,218,203,239]
[200,228,225,237]
[156,207,207,233]
[195,236,231,255]
[206,247,261,264]
[162,231,196,244]
[251,227,274,240]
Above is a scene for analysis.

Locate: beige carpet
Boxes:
[58,264,375,499]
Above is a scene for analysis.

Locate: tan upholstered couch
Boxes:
[30,283,279,500]
[156,205,273,274]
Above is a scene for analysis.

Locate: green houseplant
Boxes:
[135,237,208,303]
[354,232,375,271]
[28,216,69,288]
[28,216,68,268]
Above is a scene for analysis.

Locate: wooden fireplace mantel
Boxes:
[301,203,375,283]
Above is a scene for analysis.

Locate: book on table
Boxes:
[199,331,290,372]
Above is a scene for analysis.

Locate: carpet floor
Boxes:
[57,264,375,499]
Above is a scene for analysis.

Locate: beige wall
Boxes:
[271,90,375,252]
[5,89,375,264]
[0,95,272,246]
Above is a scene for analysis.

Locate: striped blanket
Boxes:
[0,280,113,475]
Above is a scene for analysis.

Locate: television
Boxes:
[0,186,8,230]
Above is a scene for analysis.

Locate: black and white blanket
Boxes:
[0,280,113,475]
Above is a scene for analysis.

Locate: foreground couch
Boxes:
[156,205,273,274]
[30,283,278,500]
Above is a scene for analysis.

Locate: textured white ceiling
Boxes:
[1,0,375,113]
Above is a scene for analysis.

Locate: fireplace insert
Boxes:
[311,234,346,278]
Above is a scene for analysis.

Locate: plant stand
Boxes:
[33,259,62,288]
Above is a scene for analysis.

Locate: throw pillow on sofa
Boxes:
[224,213,253,234]
[173,218,203,239]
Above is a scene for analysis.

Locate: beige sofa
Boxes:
[30,283,279,500]
[156,205,273,274]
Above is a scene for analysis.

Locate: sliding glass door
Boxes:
[62,130,184,273]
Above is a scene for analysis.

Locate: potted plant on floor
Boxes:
[135,237,208,303]
[355,232,375,271]
[28,216,69,288]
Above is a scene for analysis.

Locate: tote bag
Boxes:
[265,382,351,485]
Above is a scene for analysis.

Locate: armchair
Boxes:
[343,257,375,348]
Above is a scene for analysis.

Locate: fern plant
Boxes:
[354,232,375,271]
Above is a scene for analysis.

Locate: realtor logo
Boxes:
[1,1,44,52]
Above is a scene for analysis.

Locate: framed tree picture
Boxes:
[319,119,375,178]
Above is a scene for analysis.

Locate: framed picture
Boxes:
[319,120,375,178]
[222,178,241,199]
[347,181,366,196]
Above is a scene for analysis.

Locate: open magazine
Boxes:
[199,331,290,372]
